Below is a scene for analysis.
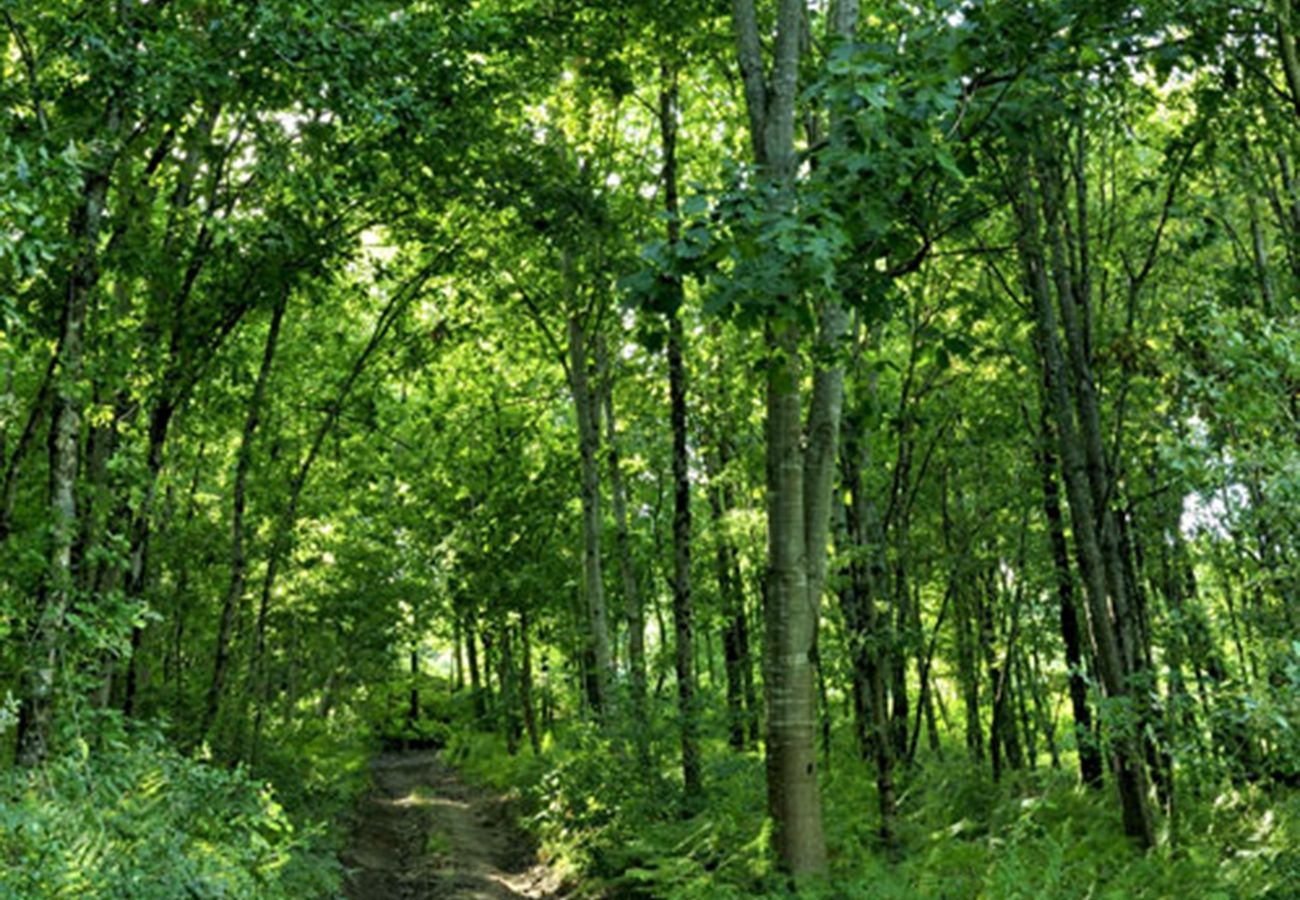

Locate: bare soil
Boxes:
[341,750,564,900]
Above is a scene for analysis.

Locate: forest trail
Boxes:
[341,750,564,900]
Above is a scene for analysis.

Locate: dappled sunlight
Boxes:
[4,1,1298,899]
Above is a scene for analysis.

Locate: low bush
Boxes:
[0,716,340,899]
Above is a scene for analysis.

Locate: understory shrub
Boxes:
[0,719,340,899]
[440,703,1300,900]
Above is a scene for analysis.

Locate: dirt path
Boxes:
[341,750,564,900]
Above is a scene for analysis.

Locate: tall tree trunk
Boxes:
[1016,160,1156,847]
[1037,399,1104,787]
[16,103,119,766]
[730,0,857,874]
[598,339,648,736]
[660,60,702,800]
[566,304,613,717]
[203,293,286,738]
[763,324,826,874]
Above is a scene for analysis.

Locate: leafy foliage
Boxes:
[0,719,339,899]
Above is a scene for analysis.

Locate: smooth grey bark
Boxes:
[730,0,857,874]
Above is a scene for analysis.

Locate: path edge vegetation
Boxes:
[2,0,1300,897]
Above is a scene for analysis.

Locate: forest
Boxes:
[1,0,1298,897]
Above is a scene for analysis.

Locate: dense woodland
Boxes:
[2,0,1299,897]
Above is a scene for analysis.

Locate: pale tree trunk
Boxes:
[566,298,613,717]
[763,323,826,873]
[16,103,119,766]
[597,339,648,737]
[731,0,857,875]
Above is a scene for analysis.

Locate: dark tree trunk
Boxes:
[1016,157,1156,846]
[203,293,286,738]
[1036,400,1104,787]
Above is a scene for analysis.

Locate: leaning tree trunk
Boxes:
[244,260,440,761]
[203,293,286,738]
[1016,161,1156,847]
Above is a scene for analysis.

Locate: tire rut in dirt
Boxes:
[341,750,562,900]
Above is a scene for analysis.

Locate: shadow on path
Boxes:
[341,750,563,900]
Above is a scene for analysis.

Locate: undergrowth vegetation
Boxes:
[434,691,1300,900]
[0,712,344,899]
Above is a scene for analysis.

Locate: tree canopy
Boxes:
[2,0,1299,897]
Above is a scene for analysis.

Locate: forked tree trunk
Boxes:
[730,0,857,874]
